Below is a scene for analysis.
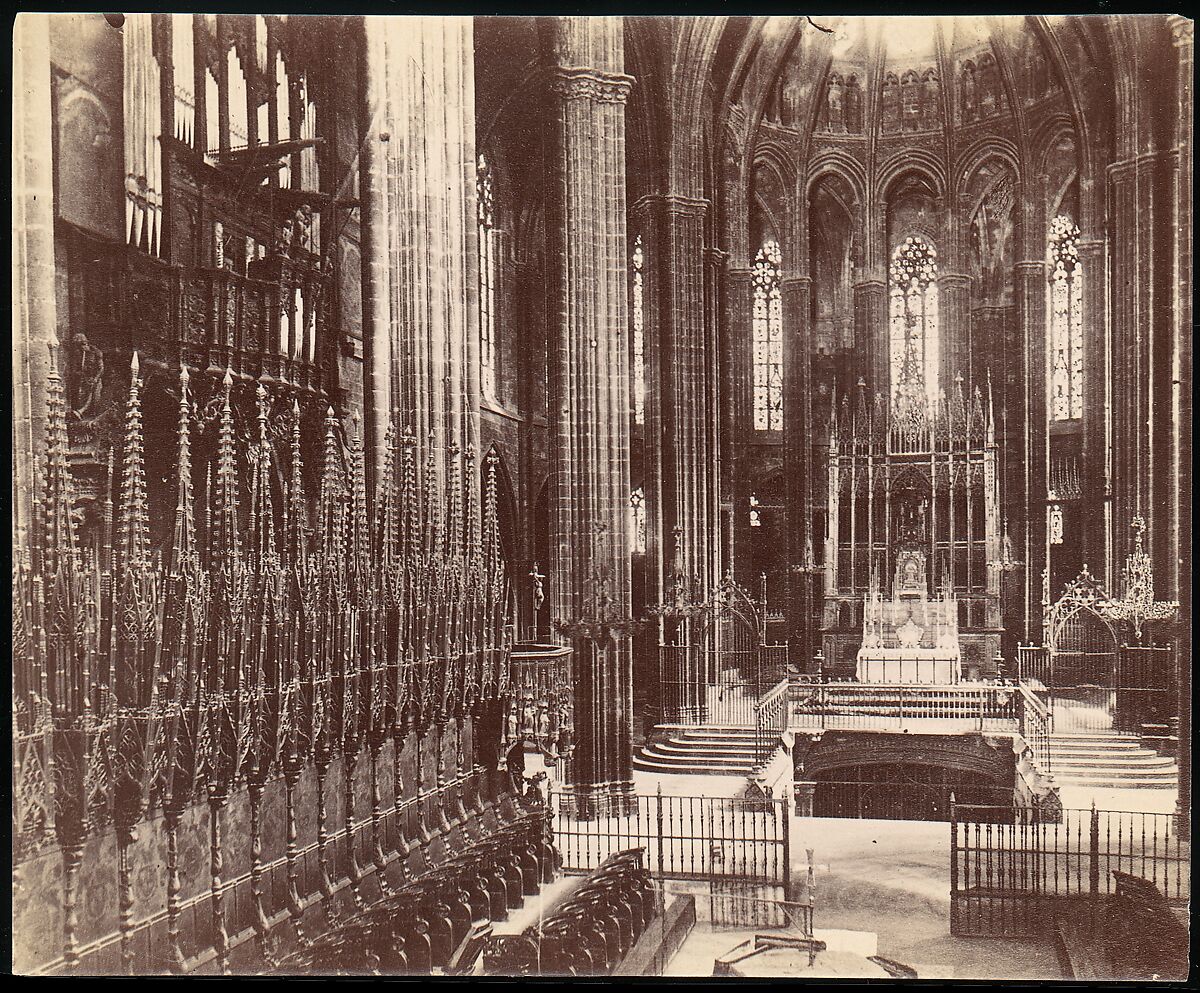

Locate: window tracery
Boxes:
[1048,214,1084,420]
[752,241,784,431]
[630,487,646,553]
[631,235,646,425]
[888,236,940,404]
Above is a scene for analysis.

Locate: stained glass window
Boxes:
[478,154,497,398]
[631,235,646,425]
[888,236,940,403]
[749,494,762,528]
[1048,215,1083,420]
[752,241,784,431]
[630,487,646,553]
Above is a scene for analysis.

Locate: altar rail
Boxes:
[788,679,1051,772]
[951,803,1189,937]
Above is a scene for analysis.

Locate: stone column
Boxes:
[542,16,635,809]
[782,273,814,663]
[358,18,391,489]
[725,266,754,576]
[1075,238,1108,577]
[1169,14,1192,832]
[938,273,972,385]
[1014,259,1047,641]
[371,15,480,473]
[637,194,717,606]
[853,279,888,392]
[12,13,58,540]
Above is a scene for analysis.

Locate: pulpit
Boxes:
[856,553,961,683]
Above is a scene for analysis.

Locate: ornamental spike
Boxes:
[42,337,79,577]
[446,443,463,561]
[171,363,196,576]
[118,351,150,574]
[215,367,240,567]
[288,399,307,565]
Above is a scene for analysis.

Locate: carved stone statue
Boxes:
[69,332,106,423]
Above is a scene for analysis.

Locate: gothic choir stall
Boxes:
[11,13,1192,979]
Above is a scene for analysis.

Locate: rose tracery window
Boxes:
[631,235,646,425]
[889,236,940,404]
[478,153,497,399]
[752,241,784,431]
[1048,215,1084,421]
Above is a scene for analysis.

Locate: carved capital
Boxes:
[550,67,634,105]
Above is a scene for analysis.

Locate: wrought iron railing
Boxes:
[787,677,1052,774]
[753,678,789,768]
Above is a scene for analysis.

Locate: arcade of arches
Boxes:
[10,12,1192,978]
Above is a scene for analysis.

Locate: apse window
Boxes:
[478,153,498,399]
[631,235,646,425]
[630,487,646,553]
[1048,215,1084,421]
[752,241,784,431]
[888,236,939,404]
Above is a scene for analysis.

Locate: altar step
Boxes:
[1048,733,1178,789]
[633,727,762,776]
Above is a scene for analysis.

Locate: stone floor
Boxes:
[794,816,1064,980]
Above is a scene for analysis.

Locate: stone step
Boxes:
[1049,741,1148,754]
[1050,733,1143,742]
[1049,773,1178,789]
[632,755,755,775]
[1047,751,1174,767]
[643,737,758,754]
[1050,762,1177,778]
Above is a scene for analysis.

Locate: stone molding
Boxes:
[550,66,634,104]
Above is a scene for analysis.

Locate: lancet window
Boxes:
[631,235,646,424]
[478,153,497,398]
[888,236,940,404]
[1048,214,1084,420]
[752,240,784,431]
[630,487,647,553]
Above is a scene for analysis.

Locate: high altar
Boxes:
[820,376,1004,681]
[857,551,960,683]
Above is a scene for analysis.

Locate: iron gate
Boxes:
[1046,604,1118,732]
[658,579,785,727]
[1114,645,1174,733]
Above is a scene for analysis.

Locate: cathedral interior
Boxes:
[10,12,1192,979]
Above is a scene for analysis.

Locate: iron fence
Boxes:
[550,790,789,887]
[950,802,1189,937]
